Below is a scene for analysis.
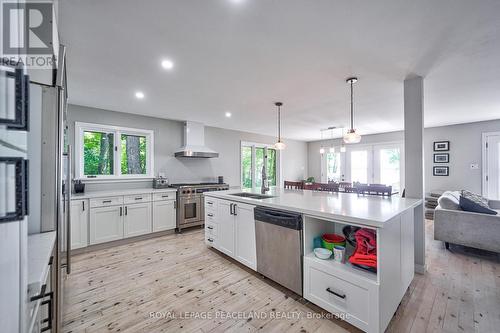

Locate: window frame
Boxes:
[240,141,281,189]
[75,122,154,180]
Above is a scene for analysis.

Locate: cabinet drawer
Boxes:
[124,194,152,204]
[153,192,175,201]
[205,222,217,236]
[306,265,370,328]
[205,198,217,211]
[205,210,216,221]
[90,196,123,208]
[205,234,217,246]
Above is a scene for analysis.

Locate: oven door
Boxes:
[179,196,201,225]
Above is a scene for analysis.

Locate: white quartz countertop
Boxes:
[205,188,422,228]
[71,187,177,200]
[27,231,56,295]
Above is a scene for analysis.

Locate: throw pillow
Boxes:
[438,191,461,210]
[459,190,498,215]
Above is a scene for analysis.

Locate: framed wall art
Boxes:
[433,166,449,176]
[433,141,450,151]
[433,153,449,163]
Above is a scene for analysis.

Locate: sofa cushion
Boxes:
[459,190,498,215]
[438,191,461,210]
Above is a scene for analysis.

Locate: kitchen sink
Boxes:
[229,193,275,200]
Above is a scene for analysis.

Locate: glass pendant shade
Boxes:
[343,129,361,144]
[275,141,286,150]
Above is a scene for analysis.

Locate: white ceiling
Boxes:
[59,0,500,142]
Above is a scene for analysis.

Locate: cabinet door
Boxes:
[124,202,152,238]
[89,206,123,244]
[234,203,257,270]
[70,200,88,249]
[153,200,176,232]
[217,200,235,257]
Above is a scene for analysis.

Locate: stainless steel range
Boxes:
[170,183,229,232]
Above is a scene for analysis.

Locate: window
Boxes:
[75,122,154,179]
[326,152,342,182]
[350,150,368,183]
[378,148,401,191]
[241,142,279,189]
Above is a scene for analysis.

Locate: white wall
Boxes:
[68,104,308,191]
[307,119,500,194]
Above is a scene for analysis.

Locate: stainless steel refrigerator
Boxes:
[1,44,70,332]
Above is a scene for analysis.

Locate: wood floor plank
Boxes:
[63,221,500,333]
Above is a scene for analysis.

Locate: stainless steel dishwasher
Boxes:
[254,206,303,296]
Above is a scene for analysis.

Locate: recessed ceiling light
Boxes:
[161,59,174,70]
[230,0,245,3]
[225,112,232,118]
[135,91,145,99]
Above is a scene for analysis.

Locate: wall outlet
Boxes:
[470,163,479,170]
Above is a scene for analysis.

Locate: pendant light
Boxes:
[328,127,335,153]
[319,128,325,154]
[274,102,286,150]
[343,77,361,144]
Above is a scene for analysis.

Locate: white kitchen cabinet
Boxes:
[89,205,123,244]
[216,200,236,257]
[70,199,88,249]
[206,199,256,270]
[234,203,257,270]
[124,202,152,238]
[152,200,176,232]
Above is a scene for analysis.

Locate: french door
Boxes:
[322,142,403,191]
[483,132,500,200]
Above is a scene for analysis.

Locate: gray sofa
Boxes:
[434,191,500,253]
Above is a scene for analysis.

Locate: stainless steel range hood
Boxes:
[174,121,219,158]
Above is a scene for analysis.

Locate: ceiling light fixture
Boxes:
[225,111,232,118]
[161,59,174,70]
[135,91,145,99]
[274,102,286,150]
[343,77,361,144]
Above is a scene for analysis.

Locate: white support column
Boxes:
[404,76,425,274]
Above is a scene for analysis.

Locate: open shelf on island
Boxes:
[304,252,378,284]
[303,215,379,285]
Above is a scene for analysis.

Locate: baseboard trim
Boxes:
[72,229,177,255]
[414,263,426,275]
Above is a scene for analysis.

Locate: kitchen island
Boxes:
[204,187,422,333]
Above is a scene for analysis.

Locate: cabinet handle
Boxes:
[207,201,213,205]
[174,201,176,209]
[229,203,233,215]
[162,195,169,198]
[207,226,214,230]
[207,238,214,243]
[82,201,85,211]
[134,197,142,200]
[233,204,237,216]
[103,200,112,204]
[326,288,346,299]
[30,284,47,302]
[125,206,128,215]
[207,213,213,217]
[40,291,53,332]
[119,207,122,216]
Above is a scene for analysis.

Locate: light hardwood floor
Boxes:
[63,220,500,333]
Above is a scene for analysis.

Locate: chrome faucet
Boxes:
[261,164,269,194]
